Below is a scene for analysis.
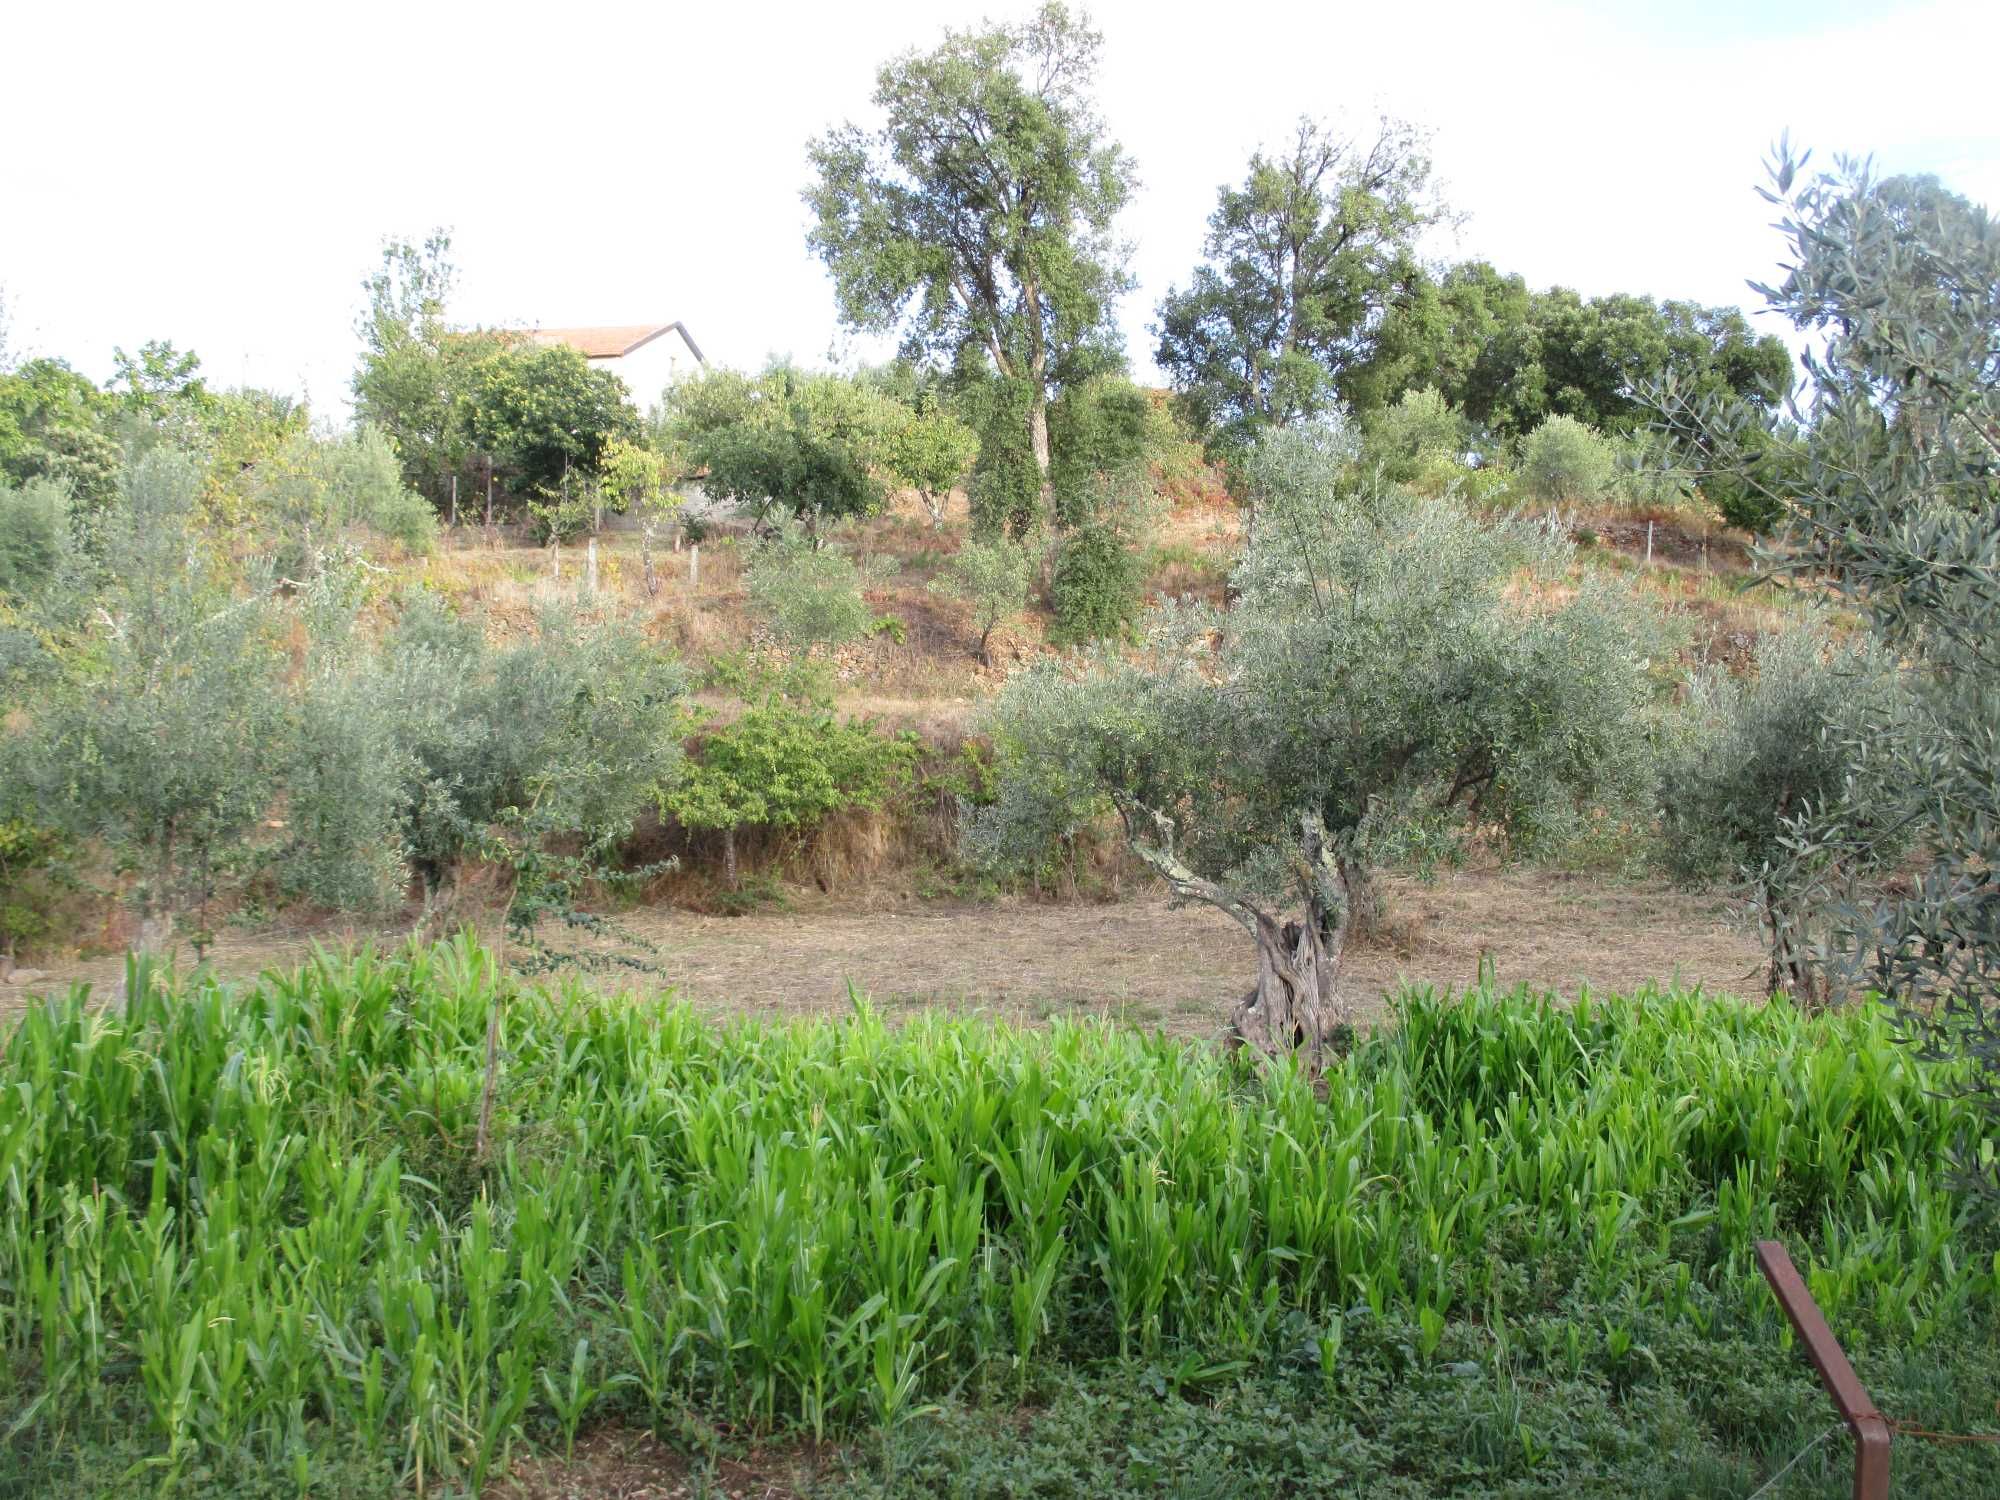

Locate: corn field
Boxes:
[0,938,1992,1492]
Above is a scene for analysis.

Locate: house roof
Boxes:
[522,322,706,364]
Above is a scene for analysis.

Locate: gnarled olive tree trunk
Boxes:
[1119,801,1356,1065]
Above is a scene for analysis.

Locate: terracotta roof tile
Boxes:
[524,325,678,359]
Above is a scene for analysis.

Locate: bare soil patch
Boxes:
[0,868,1766,1031]
[497,1426,820,1500]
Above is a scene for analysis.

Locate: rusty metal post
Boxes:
[1755,1239,1892,1499]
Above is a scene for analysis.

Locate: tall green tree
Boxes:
[1154,116,1447,455]
[465,343,637,501]
[1359,267,1791,445]
[805,2,1136,518]
[0,358,120,510]
[351,231,505,505]
[1346,260,1530,415]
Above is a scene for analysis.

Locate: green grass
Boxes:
[0,939,1995,1497]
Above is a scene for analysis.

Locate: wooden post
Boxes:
[550,539,561,582]
[689,545,699,591]
[1755,1240,1891,1500]
[484,467,494,529]
[586,537,598,594]
[449,473,458,530]
[1645,520,1653,566]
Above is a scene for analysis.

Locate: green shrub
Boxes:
[661,690,917,887]
[1661,626,1910,1000]
[743,526,882,646]
[1519,413,1615,503]
[364,481,439,552]
[1363,386,1467,486]
[1048,521,1141,644]
[0,816,69,961]
[0,476,69,597]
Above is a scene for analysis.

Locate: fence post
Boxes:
[1754,1240,1891,1500]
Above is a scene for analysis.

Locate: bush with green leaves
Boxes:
[1656,150,2000,1197]
[376,593,688,902]
[0,475,71,598]
[659,687,916,889]
[269,566,417,914]
[974,422,1660,1060]
[0,817,69,965]
[0,356,121,511]
[1047,519,1141,646]
[252,424,438,567]
[660,365,899,531]
[743,525,886,647]
[883,388,979,527]
[929,536,1031,665]
[1660,627,1909,1002]
[1519,412,1615,504]
[1361,385,1467,488]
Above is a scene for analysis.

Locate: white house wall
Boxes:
[592,331,699,416]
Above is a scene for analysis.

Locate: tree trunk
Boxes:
[722,826,738,891]
[1025,289,1054,519]
[137,831,174,959]
[1764,888,1826,1009]
[1028,390,1053,517]
[1231,857,1353,1059]
[1118,801,1353,1067]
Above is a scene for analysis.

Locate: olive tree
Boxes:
[22,451,287,955]
[1656,147,2000,1188]
[375,593,687,910]
[744,524,885,647]
[928,535,1031,665]
[1660,628,1908,1004]
[1518,414,1615,504]
[971,424,1659,1060]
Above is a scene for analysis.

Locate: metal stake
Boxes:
[1755,1240,1891,1499]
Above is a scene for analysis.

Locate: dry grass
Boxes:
[1,867,1768,1035]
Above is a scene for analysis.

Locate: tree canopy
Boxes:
[805,2,1136,515]
[1367,271,1792,441]
[661,366,900,531]
[1155,116,1446,455]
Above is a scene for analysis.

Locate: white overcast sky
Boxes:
[5,0,1995,417]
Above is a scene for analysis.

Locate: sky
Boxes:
[5,0,1996,418]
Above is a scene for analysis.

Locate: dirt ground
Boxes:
[0,867,1767,1032]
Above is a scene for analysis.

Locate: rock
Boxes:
[3,968,47,985]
